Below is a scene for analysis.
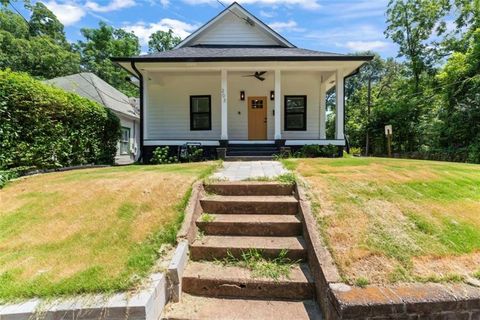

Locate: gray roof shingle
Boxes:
[44,73,139,119]
[113,46,372,62]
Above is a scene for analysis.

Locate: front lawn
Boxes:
[0,163,216,302]
[284,157,480,285]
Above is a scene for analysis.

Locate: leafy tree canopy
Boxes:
[27,2,68,47]
[148,29,181,53]
[75,22,140,96]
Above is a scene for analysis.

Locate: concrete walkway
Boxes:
[211,161,288,181]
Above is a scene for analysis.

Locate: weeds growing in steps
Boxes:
[200,213,215,223]
[215,249,300,281]
[242,173,297,185]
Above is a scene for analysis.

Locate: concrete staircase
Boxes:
[163,182,322,320]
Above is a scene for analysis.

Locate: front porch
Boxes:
[140,63,351,157]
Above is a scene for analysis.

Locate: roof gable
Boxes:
[176,2,294,48]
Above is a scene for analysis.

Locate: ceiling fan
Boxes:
[243,71,267,81]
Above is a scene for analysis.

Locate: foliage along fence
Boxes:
[0,70,120,172]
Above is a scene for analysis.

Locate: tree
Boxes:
[75,22,140,96]
[27,2,68,47]
[436,28,480,162]
[385,0,450,91]
[0,8,80,79]
[148,29,181,53]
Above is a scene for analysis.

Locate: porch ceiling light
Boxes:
[240,91,245,101]
[270,90,275,101]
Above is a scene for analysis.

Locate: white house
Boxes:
[113,2,372,161]
[45,73,140,164]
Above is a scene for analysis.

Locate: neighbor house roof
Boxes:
[45,73,139,119]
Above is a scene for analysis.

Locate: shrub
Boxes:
[294,144,339,158]
[0,70,120,170]
[151,146,178,164]
[350,147,362,156]
[184,146,204,162]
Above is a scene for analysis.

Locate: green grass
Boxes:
[291,157,480,284]
[355,277,369,288]
[0,162,217,302]
[474,270,480,280]
[217,249,300,281]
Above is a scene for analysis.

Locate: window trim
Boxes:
[284,95,307,131]
[120,126,131,155]
[190,95,212,131]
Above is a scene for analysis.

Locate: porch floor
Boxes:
[211,161,288,181]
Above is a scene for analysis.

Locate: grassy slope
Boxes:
[0,163,216,302]
[284,157,480,285]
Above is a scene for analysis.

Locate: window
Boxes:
[190,95,212,130]
[284,95,307,131]
[251,99,264,109]
[120,127,130,155]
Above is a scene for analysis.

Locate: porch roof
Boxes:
[111,46,373,63]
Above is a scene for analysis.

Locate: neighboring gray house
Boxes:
[45,73,140,165]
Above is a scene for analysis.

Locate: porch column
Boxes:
[335,69,345,140]
[274,69,282,140]
[319,81,326,139]
[221,69,228,140]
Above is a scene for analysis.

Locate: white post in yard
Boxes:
[335,69,345,140]
[274,69,282,140]
[319,80,326,139]
[221,69,228,140]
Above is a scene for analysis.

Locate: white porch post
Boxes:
[274,69,282,140]
[319,81,326,139]
[335,69,345,140]
[221,69,228,140]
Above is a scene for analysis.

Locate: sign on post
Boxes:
[385,125,393,157]
[385,125,393,136]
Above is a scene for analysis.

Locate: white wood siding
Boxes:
[145,71,325,141]
[146,72,221,140]
[281,72,322,139]
[189,14,279,47]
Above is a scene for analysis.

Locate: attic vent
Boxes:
[245,17,255,26]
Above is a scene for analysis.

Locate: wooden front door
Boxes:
[248,96,267,140]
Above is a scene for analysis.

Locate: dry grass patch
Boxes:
[285,157,480,285]
[0,163,216,302]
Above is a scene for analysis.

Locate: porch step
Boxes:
[200,195,298,215]
[163,294,322,320]
[197,214,302,236]
[204,182,294,196]
[227,150,279,156]
[190,235,307,261]
[226,143,279,158]
[182,261,314,300]
[225,155,274,161]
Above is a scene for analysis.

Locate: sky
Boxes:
[17,0,398,57]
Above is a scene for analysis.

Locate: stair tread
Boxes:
[197,214,301,224]
[184,261,312,283]
[192,235,306,251]
[163,295,322,320]
[202,195,297,203]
